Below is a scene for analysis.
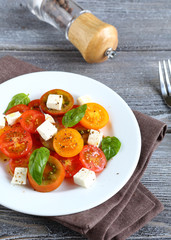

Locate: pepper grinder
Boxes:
[28,0,118,63]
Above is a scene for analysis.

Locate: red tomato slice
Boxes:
[79,145,107,173]
[5,104,29,115]
[28,156,65,192]
[9,154,30,174]
[0,125,12,137]
[31,134,44,149]
[0,126,32,159]
[55,116,65,130]
[20,110,45,133]
[54,153,83,178]
[28,99,41,111]
[72,104,79,109]
[40,89,74,116]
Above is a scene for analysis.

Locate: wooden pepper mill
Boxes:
[28,0,118,63]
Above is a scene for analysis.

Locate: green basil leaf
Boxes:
[28,147,50,185]
[101,136,121,161]
[4,93,30,113]
[62,104,87,127]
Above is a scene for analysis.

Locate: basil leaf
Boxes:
[62,104,87,127]
[4,93,30,113]
[29,147,50,185]
[101,136,121,161]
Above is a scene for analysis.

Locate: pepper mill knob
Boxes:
[67,12,118,63]
[105,48,117,59]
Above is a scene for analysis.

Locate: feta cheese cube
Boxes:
[73,168,96,188]
[0,114,5,129]
[5,111,21,126]
[87,129,103,147]
[37,120,57,141]
[77,95,93,105]
[44,114,55,124]
[11,167,28,185]
[46,94,63,110]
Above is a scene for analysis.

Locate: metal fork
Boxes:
[159,59,171,108]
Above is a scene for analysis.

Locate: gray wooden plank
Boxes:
[0,0,171,51]
[0,50,170,129]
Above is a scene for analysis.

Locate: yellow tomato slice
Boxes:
[80,103,109,129]
[53,128,84,157]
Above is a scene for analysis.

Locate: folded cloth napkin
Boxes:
[0,56,167,240]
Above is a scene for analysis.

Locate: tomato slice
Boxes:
[28,99,41,111]
[0,125,12,137]
[55,116,65,130]
[40,136,55,151]
[9,154,30,174]
[79,145,107,173]
[72,104,79,109]
[73,123,90,145]
[5,104,30,115]
[40,89,74,116]
[80,103,109,129]
[20,110,45,133]
[31,133,44,150]
[28,155,65,192]
[53,128,84,158]
[0,126,32,159]
[54,153,83,178]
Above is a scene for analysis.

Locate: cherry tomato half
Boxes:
[0,126,32,159]
[28,99,41,111]
[0,125,12,137]
[20,110,45,134]
[72,104,79,109]
[5,104,29,115]
[31,134,44,150]
[9,154,30,174]
[28,155,65,192]
[40,136,55,151]
[54,153,83,178]
[40,89,74,116]
[73,123,90,145]
[80,103,109,130]
[53,128,84,158]
[79,145,107,173]
[55,116,65,130]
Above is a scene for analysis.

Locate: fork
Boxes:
[159,59,171,108]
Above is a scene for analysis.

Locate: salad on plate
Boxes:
[0,89,121,192]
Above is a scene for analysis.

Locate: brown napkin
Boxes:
[0,56,167,240]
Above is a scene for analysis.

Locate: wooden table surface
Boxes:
[0,0,171,239]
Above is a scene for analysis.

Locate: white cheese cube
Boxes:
[46,94,63,110]
[0,114,5,129]
[37,120,57,141]
[5,111,21,126]
[87,129,103,147]
[73,168,96,188]
[11,167,28,185]
[77,95,93,105]
[44,114,55,124]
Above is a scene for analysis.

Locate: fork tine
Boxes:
[168,59,171,78]
[159,61,167,97]
[163,60,171,95]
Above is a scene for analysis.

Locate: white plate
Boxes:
[0,72,141,216]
